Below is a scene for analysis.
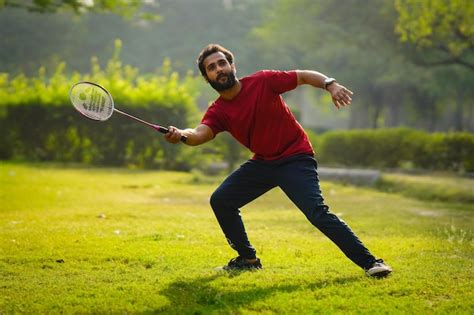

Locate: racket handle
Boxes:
[157,126,188,143]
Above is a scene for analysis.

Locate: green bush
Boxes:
[0,40,202,170]
[411,132,474,172]
[312,128,474,173]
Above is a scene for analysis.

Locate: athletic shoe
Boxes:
[222,256,262,271]
[365,259,392,278]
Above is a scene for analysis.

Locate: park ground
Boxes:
[0,162,473,314]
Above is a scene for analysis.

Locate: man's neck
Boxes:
[219,80,242,101]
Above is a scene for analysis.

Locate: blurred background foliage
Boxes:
[0,0,473,172]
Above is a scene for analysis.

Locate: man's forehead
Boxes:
[204,52,227,67]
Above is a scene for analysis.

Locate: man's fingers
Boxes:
[336,90,352,106]
[330,84,353,109]
[336,94,350,104]
[165,126,181,143]
[342,90,352,101]
[333,96,350,109]
[341,94,352,105]
[165,126,174,138]
[343,87,354,95]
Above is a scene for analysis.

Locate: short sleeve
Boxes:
[263,70,298,94]
[201,103,226,137]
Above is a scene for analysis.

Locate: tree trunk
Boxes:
[467,101,474,132]
[370,88,383,129]
[371,104,381,129]
[454,89,464,131]
[349,102,370,128]
[385,88,401,127]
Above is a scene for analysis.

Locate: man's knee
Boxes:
[306,204,330,224]
[210,188,227,211]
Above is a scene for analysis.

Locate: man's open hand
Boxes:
[328,83,353,109]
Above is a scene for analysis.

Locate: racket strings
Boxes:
[70,82,114,121]
[87,88,106,113]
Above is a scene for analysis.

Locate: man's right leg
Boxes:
[210,160,275,260]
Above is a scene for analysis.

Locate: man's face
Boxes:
[203,52,237,91]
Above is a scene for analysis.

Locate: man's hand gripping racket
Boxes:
[69,81,187,143]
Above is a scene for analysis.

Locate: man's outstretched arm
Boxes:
[296,70,353,109]
[165,124,214,146]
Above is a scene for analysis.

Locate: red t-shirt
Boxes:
[201,70,314,160]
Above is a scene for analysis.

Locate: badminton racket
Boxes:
[69,81,187,142]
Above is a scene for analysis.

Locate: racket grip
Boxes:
[157,126,169,133]
[157,126,187,143]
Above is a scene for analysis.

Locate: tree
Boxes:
[1,0,160,20]
[395,0,474,70]
[251,0,426,129]
[251,0,474,131]
[0,0,266,75]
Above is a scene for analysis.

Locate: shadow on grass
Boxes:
[155,273,360,313]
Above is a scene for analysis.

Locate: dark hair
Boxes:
[196,44,234,78]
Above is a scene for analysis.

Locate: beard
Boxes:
[208,71,237,91]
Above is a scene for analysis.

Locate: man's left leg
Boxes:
[276,155,391,276]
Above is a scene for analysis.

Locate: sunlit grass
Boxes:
[377,172,474,204]
[1,162,473,313]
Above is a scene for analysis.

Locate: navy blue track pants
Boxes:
[209,154,376,269]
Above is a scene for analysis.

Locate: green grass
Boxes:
[1,162,473,314]
[377,172,474,204]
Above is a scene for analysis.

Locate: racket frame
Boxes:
[70,81,187,142]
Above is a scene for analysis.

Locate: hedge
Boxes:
[311,128,474,173]
[0,40,203,170]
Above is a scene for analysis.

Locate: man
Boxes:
[164,44,392,277]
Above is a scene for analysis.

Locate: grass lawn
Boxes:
[1,162,473,314]
[377,172,474,204]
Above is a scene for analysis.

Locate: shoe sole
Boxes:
[214,266,262,272]
[367,269,392,278]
